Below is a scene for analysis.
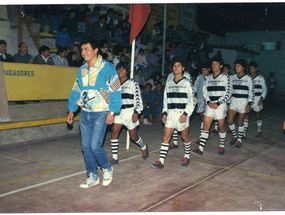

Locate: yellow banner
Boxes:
[2,62,78,101]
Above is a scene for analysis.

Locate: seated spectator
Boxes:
[52,46,68,66]
[34,45,54,65]
[56,23,71,48]
[134,68,146,86]
[105,8,115,33]
[122,46,131,64]
[114,24,123,43]
[38,5,63,34]
[135,48,151,80]
[63,9,78,45]
[76,4,87,35]
[141,83,152,125]
[121,19,130,45]
[150,81,163,122]
[83,8,92,36]
[146,73,162,91]
[91,14,111,47]
[13,42,34,64]
[146,47,160,78]
[112,44,123,67]
[99,39,113,61]
[90,6,100,25]
[113,11,119,26]
[67,51,82,67]
[0,40,14,62]
[150,23,160,42]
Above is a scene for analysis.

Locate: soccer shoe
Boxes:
[102,166,113,186]
[142,144,149,160]
[181,157,190,167]
[211,129,218,134]
[230,137,237,145]
[255,132,261,137]
[218,146,225,155]
[150,160,164,169]
[109,157,119,165]
[169,142,178,149]
[79,173,100,189]
[191,146,203,156]
[243,135,246,140]
[235,141,242,148]
[195,138,200,144]
[143,119,152,125]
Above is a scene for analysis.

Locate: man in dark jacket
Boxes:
[0,40,14,62]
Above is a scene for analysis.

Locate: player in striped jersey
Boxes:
[191,56,232,156]
[151,56,195,169]
[228,59,255,148]
[109,62,148,164]
[194,62,211,145]
[243,61,267,138]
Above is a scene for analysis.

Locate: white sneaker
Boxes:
[79,173,100,189]
[102,166,113,186]
[143,119,152,125]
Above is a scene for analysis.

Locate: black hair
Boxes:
[139,85,145,91]
[116,61,129,73]
[18,42,26,48]
[156,81,162,86]
[113,44,123,56]
[92,6,100,13]
[58,23,67,32]
[99,39,108,48]
[115,24,122,30]
[99,14,107,21]
[101,53,108,60]
[223,63,231,70]
[200,61,211,70]
[211,56,224,66]
[39,45,50,54]
[145,83,152,89]
[56,46,67,55]
[81,37,99,50]
[151,47,159,54]
[137,68,143,73]
[234,58,247,70]
[248,61,258,68]
[0,40,7,45]
[171,56,186,68]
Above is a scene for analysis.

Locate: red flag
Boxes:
[129,4,150,45]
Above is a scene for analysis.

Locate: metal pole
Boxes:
[162,4,167,77]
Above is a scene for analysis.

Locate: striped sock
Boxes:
[237,126,244,143]
[214,120,218,130]
[159,143,170,165]
[183,142,191,159]
[229,124,237,139]
[111,139,119,160]
[257,120,262,132]
[219,131,226,148]
[199,131,209,152]
[136,136,146,150]
[200,122,204,134]
[244,119,249,137]
[172,129,178,145]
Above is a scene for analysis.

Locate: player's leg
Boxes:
[256,110,262,137]
[169,129,179,149]
[196,112,204,144]
[235,112,246,148]
[129,127,149,160]
[217,117,226,155]
[180,127,191,166]
[228,109,238,145]
[110,123,123,164]
[243,112,250,139]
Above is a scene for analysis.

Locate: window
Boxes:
[260,41,281,51]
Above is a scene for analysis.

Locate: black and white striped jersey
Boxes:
[231,74,255,105]
[167,71,192,84]
[193,73,208,99]
[162,77,195,116]
[120,78,143,114]
[252,74,267,100]
[203,72,232,106]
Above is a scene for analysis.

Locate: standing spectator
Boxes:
[34,45,54,65]
[66,37,122,188]
[141,83,153,125]
[0,40,13,62]
[112,44,123,67]
[63,9,78,45]
[267,72,278,105]
[150,81,163,122]
[146,47,160,78]
[114,24,123,43]
[83,8,92,36]
[56,23,71,48]
[52,46,68,66]
[134,68,146,86]
[105,8,115,32]
[13,42,34,64]
[90,6,100,25]
[91,14,111,47]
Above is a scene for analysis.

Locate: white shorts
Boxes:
[196,98,207,113]
[204,103,227,120]
[229,98,248,113]
[251,97,263,112]
[114,110,139,130]
[165,109,189,131]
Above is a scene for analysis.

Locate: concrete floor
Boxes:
[0,103,285,213]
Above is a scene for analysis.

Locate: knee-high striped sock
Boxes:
[219,131,226,148]
[111,139,119,160]
[172,129,178,145]
[214,120,218,130]
[244,119,249,137]
[136,136,146,150]
[183,142,191,159]
[257,120,262,132]
[199,122,204,138]
[199,131,209,152]
[237,125,244,143]
[228,124,237,139]
[159,143,170,165]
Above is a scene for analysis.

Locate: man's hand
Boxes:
[67,111,74,124]
[106,112,114,125]
[209,103,218,109]
[29,58,34,64]
[258,99,263,106]
[179,114,187,123]
[245,105,251,113]
[132,113,138,123]
[162,115,167,124]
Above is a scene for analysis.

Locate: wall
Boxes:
[226,31,285,92]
